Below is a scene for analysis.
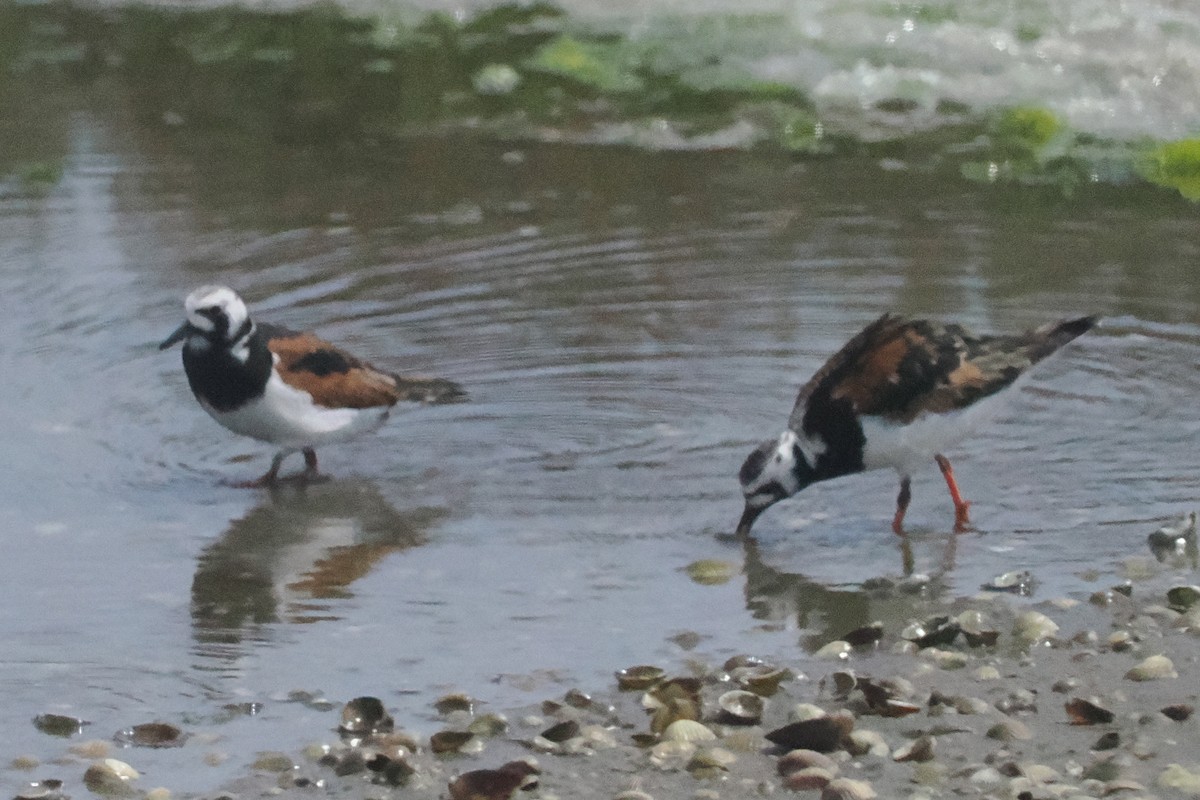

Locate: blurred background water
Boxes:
[2,0,1200,793]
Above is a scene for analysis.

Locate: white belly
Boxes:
[860,385,1016,476]
[202,370,391,449]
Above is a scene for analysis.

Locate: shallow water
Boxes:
[3,68,1200,796]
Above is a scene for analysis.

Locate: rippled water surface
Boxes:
[4,83,1200,791]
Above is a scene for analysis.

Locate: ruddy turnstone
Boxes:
[736,313,1096,537]
[160,285,465,485]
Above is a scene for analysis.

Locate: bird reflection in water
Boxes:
[191,481,444,654]
[736,533,954,653]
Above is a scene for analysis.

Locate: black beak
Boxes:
[158,321,194,350]
[735,503,763,538]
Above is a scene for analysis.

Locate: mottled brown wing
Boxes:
[268,330,405,409]
[787,313,923,430]
[788,314,1096,430]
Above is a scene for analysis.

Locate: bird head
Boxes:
[159,285,253,357]
[736,430,811,537]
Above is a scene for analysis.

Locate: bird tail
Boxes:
[1028,315,1098,361]
[392,375,468,405]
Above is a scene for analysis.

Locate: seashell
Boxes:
[892,734,935,763]
[1013,611,1059,643]
[821,777,877,800]
[113,722,187,748]
[1147,512,1197,561]
[904,616,961,648]
[365,753,415,786]
[430,730,475,754]
[1161,703,1193,721]
[540,720,580,743]
[1107,630,1136,651]
[733,664,790,696]
[661,719,716,744]
[721,728,766,753]
[252,752,295,771]
[784,767,835,791]
[789,703,828,722]
[1065,697,1115,725]
[686,746,736,777]
[1159,764,1200,794]
[83,759,139,797]
[447,760,538,800]
[814,640,852,661]
[615,665,665,691]
[1166,585,1200,611]
[717,690,764,725]
[982,570,1035,594]
[844,729,889,757]
[32,714,88,737]
[650,698,699,735]
[1125,654,1177,681]
[723,654,765,671]
[14,778,66,800]
[339,697,394,736]
[1093,731,1120,751]
[830,670,857,699]
[766,712,853,753]
[563,689,592,709]
[973,665,1001,681]
[841,623,883,648]
[614,792,654,800]
[648,739,696,770]
[658,676,703,702]
[986,718,1032,742]
[434,693,474,716]
[777,748,839,777]
[684,559,735,585]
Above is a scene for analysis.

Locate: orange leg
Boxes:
[891,476,912,536]
[935,454,971,532]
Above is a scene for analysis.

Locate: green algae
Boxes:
[0,0,1197,202]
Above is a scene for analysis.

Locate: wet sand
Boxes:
[188,537,1200,800]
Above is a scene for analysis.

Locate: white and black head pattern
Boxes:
[736,430,821,536]
[161,285,273,413]
[181,285,254,361]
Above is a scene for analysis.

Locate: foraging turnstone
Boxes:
[736,313,1096,537]
[160,285,465,485]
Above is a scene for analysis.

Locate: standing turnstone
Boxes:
[160,285,465,485]
[736,313,1096,537]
